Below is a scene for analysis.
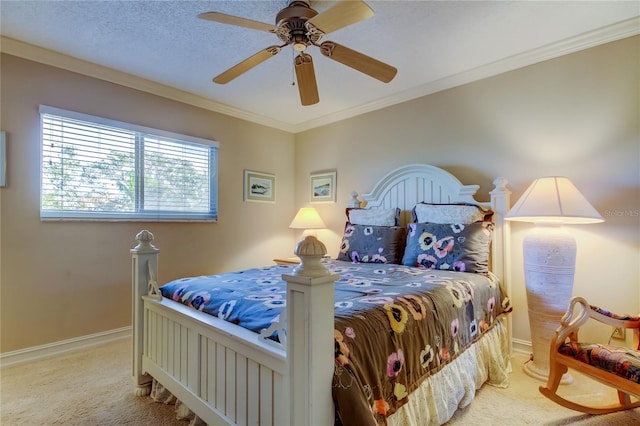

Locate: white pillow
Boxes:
[413,203,491,224]
[348,208,399,226]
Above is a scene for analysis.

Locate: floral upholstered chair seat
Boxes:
[558,304,640,384]
[558,341,640,384]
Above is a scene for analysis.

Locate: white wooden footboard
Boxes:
[132,231,338,426]
[143,297,288,425]
[131,230,291,425]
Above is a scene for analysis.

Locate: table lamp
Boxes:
[505,176,603,383]
[289,207,326,236]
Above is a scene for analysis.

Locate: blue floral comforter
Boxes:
[160,260,511,425]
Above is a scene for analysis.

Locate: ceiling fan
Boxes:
[198,0,397,106]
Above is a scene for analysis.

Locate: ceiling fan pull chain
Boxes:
[291,48,296,86]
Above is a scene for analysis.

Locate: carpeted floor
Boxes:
[1,338,639,425]
[1,339,183,426]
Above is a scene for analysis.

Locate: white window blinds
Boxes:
[40,105,218,221]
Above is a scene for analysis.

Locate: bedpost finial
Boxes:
[132,230,159,253]
[292,235,330,277]
[136,229,154,243]
[295,235,327,257]
[347,191,360,208]
[493,177,509,191]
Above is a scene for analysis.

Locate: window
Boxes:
[40,105,218,221]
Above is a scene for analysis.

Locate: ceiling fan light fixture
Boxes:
[292,34,308,51]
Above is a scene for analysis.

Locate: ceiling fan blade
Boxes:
[198,12,277,33]
[319,41,397,83]
[295,54,319,106]
[213,46,282,84]
[306,0,374,35]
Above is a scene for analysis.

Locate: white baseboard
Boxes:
[0,326,132,369]
[511,338,533,355]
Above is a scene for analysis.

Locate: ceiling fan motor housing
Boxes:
[276,1,320,50]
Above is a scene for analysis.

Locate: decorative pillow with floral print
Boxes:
[338,222,407,264]
[401,222,493,274]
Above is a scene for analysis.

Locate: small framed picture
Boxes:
[244,170,276,203]
[310,170,336,203]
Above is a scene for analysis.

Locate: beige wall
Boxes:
[1,35,638,353]
[294,36,639,346]
[0,54,296,352]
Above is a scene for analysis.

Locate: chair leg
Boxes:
[542,359,566,394]
[618,390,632,406]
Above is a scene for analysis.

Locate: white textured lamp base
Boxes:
[523,224,576,385]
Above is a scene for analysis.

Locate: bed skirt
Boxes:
[147,318,511,426]
[387,318,511,426]
[150,379,206,426]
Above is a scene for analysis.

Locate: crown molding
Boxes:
[2,16,638,134]
[0,36,298,133]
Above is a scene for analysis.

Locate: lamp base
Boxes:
[523,360,573,385]
[523,224,576,384]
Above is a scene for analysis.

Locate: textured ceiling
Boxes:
[1,1,639,132]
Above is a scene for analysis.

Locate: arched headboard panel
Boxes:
[359,164,485,225]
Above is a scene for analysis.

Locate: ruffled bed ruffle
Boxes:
[388,318,512,426]
[150,379,206,426]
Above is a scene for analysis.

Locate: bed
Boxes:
[131,163,513,425]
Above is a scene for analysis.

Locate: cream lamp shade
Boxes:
[505,176,603,383]
[289,207,326,230]
[505,176,604,224]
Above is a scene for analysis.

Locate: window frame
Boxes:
[39,105,219,222]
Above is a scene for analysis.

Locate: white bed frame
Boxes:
[131,163,512,425]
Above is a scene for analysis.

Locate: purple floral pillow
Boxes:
[401,222,493,274]
[337,223,407,264]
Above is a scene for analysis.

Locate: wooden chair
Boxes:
[539,296,640,414]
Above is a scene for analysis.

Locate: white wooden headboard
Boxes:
[348,164,490,222]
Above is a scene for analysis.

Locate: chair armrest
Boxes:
[551,297,591,350]
[551,296,640,352]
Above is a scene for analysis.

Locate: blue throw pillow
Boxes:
[402,222,493,274]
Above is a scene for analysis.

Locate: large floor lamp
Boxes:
[505,177,603,383]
